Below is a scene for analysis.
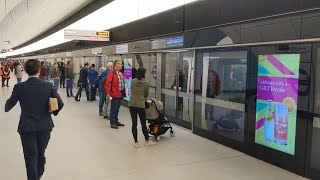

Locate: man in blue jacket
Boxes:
[88,64,99,101]
[5,59,64,180]
[98,62,113,118]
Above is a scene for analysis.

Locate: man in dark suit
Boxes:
[75,62,90,101]
[5,59,64,180]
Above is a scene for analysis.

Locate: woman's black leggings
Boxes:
[129,107,149,142]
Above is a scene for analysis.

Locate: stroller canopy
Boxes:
[149,98,163,111]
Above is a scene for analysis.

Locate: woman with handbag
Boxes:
[128,67,156,148]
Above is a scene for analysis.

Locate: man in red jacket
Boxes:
[105,60,126,129]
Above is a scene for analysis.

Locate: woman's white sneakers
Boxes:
[133,140,156,148]
[144,140,156,147]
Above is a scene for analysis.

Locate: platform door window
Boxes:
[194,51,247,142]
[310,45,320,173]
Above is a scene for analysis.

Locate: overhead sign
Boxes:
[116,44,129,54]
[151,36,184,50]
[64,29,110,41]
[1,49,13,53]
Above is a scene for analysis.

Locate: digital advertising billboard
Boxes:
[255,54,300,155]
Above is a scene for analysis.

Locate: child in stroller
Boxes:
[146,98,175,141]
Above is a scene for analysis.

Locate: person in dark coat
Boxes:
[5,59,64,180]
[75,62,90,101]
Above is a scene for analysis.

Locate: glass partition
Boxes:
[194,50,247,142]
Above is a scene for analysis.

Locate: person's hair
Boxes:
[136,67,146,80]
[67,60,71,65]
[113,60,121,66]
[41,61,44,65]
[25,59,41,75]
[84,62,89,67]
[4,65,9,72]
[106,61,113,69]
[99,67,106,73]
[91,64,95,68]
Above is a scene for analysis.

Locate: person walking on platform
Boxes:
[51,63,61,92]
[105,60,125,129]
[4,59,64,180]
[129,67,156,148]
[39,61,47,81]
[59,62,66,88]
[65,60,75,97]
[2,65,11,87]
[75,62,90,101]
[88,64,99,101]
[14,61,24,84]
[0,62,4,87]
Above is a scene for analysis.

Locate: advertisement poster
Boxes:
[255,54,300,155]
[124,58,132,101]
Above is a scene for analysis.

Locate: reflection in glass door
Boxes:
[134,54,157,98]
[194,50,247,142]
[161,51,194,129]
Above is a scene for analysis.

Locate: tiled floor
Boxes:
[0,77,308,180]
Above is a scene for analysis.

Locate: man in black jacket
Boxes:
[5,59,64,180]
[75,62,90,101]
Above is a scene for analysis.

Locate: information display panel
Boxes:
[255,54,300,155]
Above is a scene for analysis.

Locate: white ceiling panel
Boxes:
[0,0,93,49]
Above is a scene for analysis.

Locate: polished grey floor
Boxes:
[0,77,307,180]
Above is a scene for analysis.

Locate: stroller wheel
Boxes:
[155,136,160,141]
[212,123,218,131]
[170,131,175,137]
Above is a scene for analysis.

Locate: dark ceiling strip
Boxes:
[13,0,114,50]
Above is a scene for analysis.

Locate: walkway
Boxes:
[0,77,307,180]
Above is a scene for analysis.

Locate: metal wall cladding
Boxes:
[109,6,184,44]
[184,0,320,31]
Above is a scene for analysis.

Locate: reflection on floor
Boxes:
[0,77,307,180]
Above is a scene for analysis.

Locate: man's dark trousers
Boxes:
[19,130,51,180]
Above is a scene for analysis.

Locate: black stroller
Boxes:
[146,98,175,141]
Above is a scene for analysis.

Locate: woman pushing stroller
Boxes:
[128,67,156,148]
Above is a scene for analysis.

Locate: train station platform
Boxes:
[0,78,306,180]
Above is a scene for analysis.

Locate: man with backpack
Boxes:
[98,62,113,118]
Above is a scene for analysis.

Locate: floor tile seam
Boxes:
[172,154,247,167]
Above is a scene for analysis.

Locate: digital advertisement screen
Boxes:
[255,54,300,155]
[123,58,132,101]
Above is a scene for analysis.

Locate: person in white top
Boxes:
[14,61,24,84]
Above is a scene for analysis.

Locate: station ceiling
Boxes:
[0,0,93,49]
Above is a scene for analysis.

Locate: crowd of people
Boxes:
[3,58,156,180]
[0,60,24,87]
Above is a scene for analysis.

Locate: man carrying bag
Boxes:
[5,59,64,180]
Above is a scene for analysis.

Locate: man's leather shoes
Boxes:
[111,124,118,129]
[117,122,124,126]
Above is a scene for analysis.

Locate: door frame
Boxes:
[159,50,195,130]
[305,43,320,179]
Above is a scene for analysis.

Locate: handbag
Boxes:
[48,88,59,112]
[49,97,58,112]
